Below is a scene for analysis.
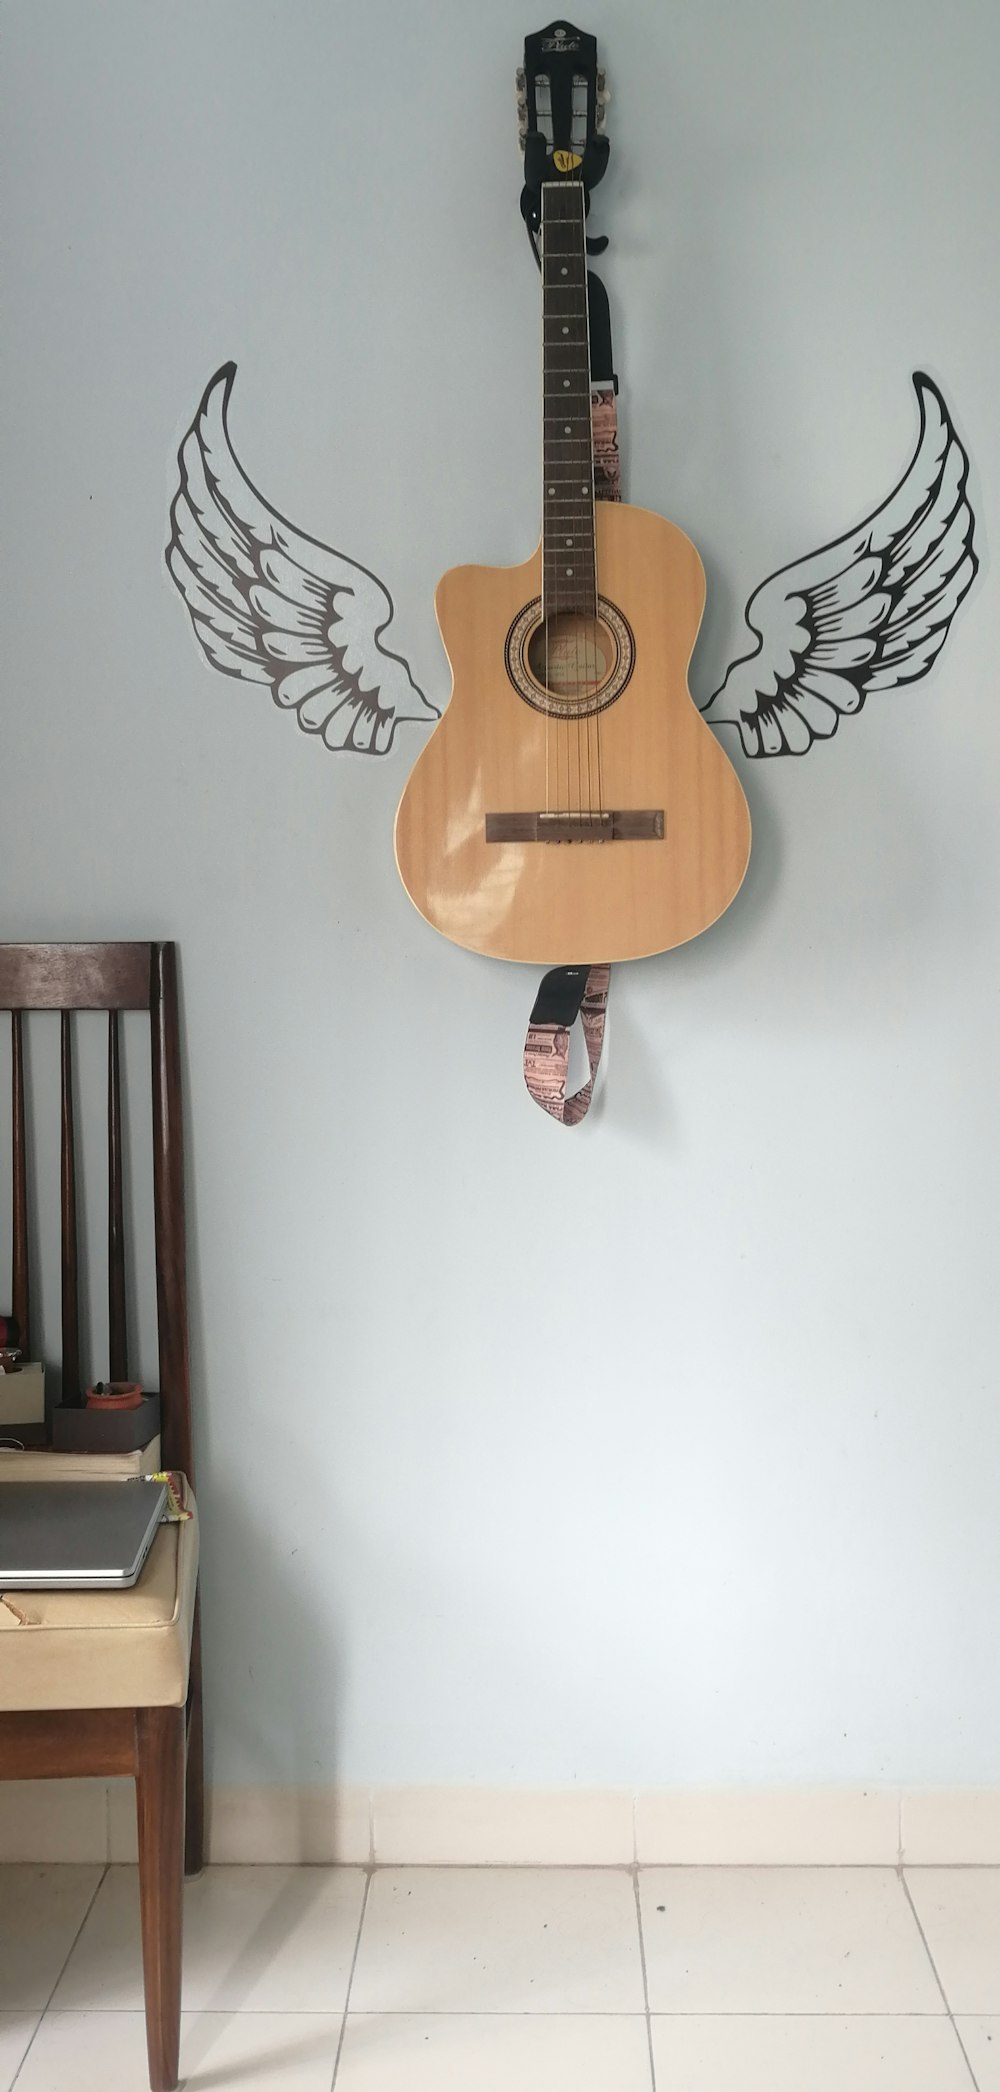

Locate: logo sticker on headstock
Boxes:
[552,150,582,172]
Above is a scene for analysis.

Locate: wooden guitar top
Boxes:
[395,500,751,966]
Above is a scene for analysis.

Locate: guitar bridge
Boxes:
[485,809,664,843]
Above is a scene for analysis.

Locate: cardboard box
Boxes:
[0,1362,45,1428]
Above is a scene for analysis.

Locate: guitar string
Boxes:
[558,183,583,831]
[549,199,564,817]
[577,183,601,826]
[571,187,587,826]
[582,190,599,825]
[542,195,549,820]
[544,193,555,819]
[578,184,601,827]
[581,184,606,824]
[545,186,559,822]
[544,182,606,831]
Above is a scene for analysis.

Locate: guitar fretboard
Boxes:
[541,181,596,618]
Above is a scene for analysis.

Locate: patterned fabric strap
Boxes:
[523,964,611,1126]
[522,383,619,1123]
[591,384,621,503]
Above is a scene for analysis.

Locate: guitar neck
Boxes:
[541,181,597,619]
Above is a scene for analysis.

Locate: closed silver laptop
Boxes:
[0,1480,167,1589]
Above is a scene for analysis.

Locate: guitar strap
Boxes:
[591,381,621,501]
[522,369,619,1124]
[523,962,611,1125]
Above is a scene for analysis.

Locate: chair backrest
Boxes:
[0,943,193,1479]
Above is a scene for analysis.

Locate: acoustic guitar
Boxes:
[395,21,751,966]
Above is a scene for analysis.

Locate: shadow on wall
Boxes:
[201,1481,348,1851]
[175,961,348,1851]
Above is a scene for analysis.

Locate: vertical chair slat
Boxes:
[108,1010,128,1380]
[150,945,193,1480]
[60,1011,81,1404]
[11,1012,30,1354]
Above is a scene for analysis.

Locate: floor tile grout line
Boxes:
[631,1866,657,2092]
[362,1861,961,1877]
[329,1867,374,2091]
[9,1862,108,2089]
[900,1871,981,2091]
[15,2006,991,2018]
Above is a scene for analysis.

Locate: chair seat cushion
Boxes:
[0,1483,198,1711]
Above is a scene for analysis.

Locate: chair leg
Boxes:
[135,1705,185,2092]
[185,1592,205,1877]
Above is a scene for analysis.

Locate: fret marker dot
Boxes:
[548,486,555,495]
[562,326,569,335]
[565,537,573,545]
[564,424,571,434]
[561,267,568,276]
[563,379,570,388]
[566,567,574,576]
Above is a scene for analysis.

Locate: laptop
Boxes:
[0,1480,167,1590]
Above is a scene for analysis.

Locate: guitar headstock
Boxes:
[516,19,609,191]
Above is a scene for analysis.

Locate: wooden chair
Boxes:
[0,943,202,2092]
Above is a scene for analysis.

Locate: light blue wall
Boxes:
[2,0,997,1791]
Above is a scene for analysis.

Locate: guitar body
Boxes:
[395,500,752,965]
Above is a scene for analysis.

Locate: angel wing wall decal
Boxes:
[702,373,978,758]
[166,363,439,755]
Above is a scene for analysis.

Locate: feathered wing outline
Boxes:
[166,363,438,755]
[702,373,978,757]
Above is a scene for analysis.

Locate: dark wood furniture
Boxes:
[0,942,202,2092]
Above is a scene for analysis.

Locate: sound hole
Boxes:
[526,613,613,706]
[505,596,635,719]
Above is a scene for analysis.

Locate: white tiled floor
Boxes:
[0,1861,996,2089]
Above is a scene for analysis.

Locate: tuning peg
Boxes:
[515,67,528,149]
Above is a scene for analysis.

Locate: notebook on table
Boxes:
[0,1480,167,1590]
